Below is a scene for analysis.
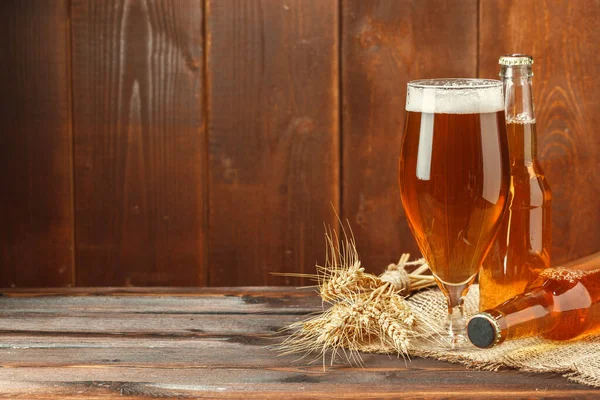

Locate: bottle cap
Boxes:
[499,54,534,66]
[467,313,502,348]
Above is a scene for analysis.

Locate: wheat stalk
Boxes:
[276,223,437,367]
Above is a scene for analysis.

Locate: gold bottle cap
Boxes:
[499,54,534,66]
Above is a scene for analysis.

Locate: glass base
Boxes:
[439,322,471,350]
[429,274,477,350]
[418,322,473,351]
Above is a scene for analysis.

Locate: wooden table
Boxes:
[0,287,597,399]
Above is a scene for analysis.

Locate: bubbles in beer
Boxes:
[406,79,503,114]
[540,267,589,283]
[506,113,536,124]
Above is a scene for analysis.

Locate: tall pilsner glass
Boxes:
[399,79,510,348]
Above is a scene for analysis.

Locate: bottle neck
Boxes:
[500,65,538,165]
[487,287,553,344]
[501,65,535,120]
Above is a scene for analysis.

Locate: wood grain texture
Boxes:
[71,0,207,286]
[0,367,593,399]
[0,286,316,297]
[0,285,316,297]
[206,0,340,286]
[0,287,321,314]
[479,0,600,264]
[0,0,74,287]
[0,314,304,336]
[341,0,478,271]
[0,287,595,398]
[0,389,596,400]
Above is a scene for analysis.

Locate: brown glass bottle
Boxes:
[479,55,552,311]
[468,252,600,348]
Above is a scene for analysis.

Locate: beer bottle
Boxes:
[479,55,552,311]
[468,252,600,348]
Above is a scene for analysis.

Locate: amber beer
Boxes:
[479,119,552,309]
[399,81,510,287]
[479,55,552,311]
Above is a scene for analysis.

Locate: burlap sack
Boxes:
[404,285,600,388]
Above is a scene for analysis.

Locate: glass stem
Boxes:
[443,281,471,347]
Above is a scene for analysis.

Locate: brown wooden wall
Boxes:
[1,0,598,287]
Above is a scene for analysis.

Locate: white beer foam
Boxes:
[406,79,503,114]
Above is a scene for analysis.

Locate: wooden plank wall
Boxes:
[0,0,74,286]
[206,0,339,286]
[71,0,206,286]
[0,0,598,287]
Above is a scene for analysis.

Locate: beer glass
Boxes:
[399,79,510,348]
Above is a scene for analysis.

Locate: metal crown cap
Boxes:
[467,312,502,348]
[499,54,534,66]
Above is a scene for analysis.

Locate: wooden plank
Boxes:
[0,0,74,286]
[0,335,460,369]
[479,0,600,263]
[0,389,596,400]
[0,313,304,336]
[71,0,206,286]
[206,0,340,286]
[341,1,478,271]
[0,365,593,399]
[0,286,317,297]
[0,338,472,374]
[0,288,321,314]
[0,337,293,368]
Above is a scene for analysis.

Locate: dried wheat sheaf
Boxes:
[276,225,438,366]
